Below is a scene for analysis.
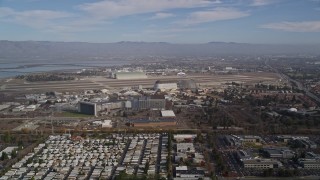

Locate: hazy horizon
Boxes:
[1,0,320,44]
[1,39,320,46]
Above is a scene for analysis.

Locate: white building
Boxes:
[12,105,25,112]
[174,134,197,142]
[23,105,38,112]
[161,110,175,117]
[92,120,112,128]
[176,143,195,153]
[0,104,11,111]
[102,120,112,128]
[177,72,186,76]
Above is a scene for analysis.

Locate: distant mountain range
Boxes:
[0,40,319,63]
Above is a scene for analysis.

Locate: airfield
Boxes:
[0,72,280,93]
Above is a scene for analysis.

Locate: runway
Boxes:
[1,73,279,93]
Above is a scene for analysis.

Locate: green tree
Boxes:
[26,158,32,164]
[1,152,9,160]
[263,168,273,177]
[11,149,17,158]
[144,160,150,174]
[2,131,11,143]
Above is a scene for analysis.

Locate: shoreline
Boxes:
[0,62,129,80]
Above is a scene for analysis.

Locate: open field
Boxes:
[0,119,23,131]
[0,72,279,93]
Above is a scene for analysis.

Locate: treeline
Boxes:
[16,74,75,82]
[262,168,299,177]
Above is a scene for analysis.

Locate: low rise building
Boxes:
[298,159,320,169]
[176,143,195,153]
[12,105,25,112]
[173,134,197,142]
[224,135,242,146]
[230,135,263,145]
[24,105,38,112]
[175,166,205,178]
[92,120,112,128]
[161,110,175,118]
[101,120,112,128]
[242,159,282,169]
[263,148,294,159]
[236,150,254,162]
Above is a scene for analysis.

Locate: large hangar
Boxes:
[113,72,147,80]
[154,80,178,91]
[78,101,97,116]
[178,79,198,92]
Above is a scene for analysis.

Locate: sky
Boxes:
[0,0,320,44]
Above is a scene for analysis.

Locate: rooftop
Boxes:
[161,110,175,117]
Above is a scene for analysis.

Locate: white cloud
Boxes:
[146,27,204,33]
[149,12,175,20]
[250,0,278,6]
[0,0,222,34]
[261,21,320,32]
[178,8,249,25]
[0,7,73,21]
[0,7,104,33]
[78,0,220,19]
[0,7,15,17]
[0,7,74,30]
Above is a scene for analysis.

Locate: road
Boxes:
[265,60,320,104]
